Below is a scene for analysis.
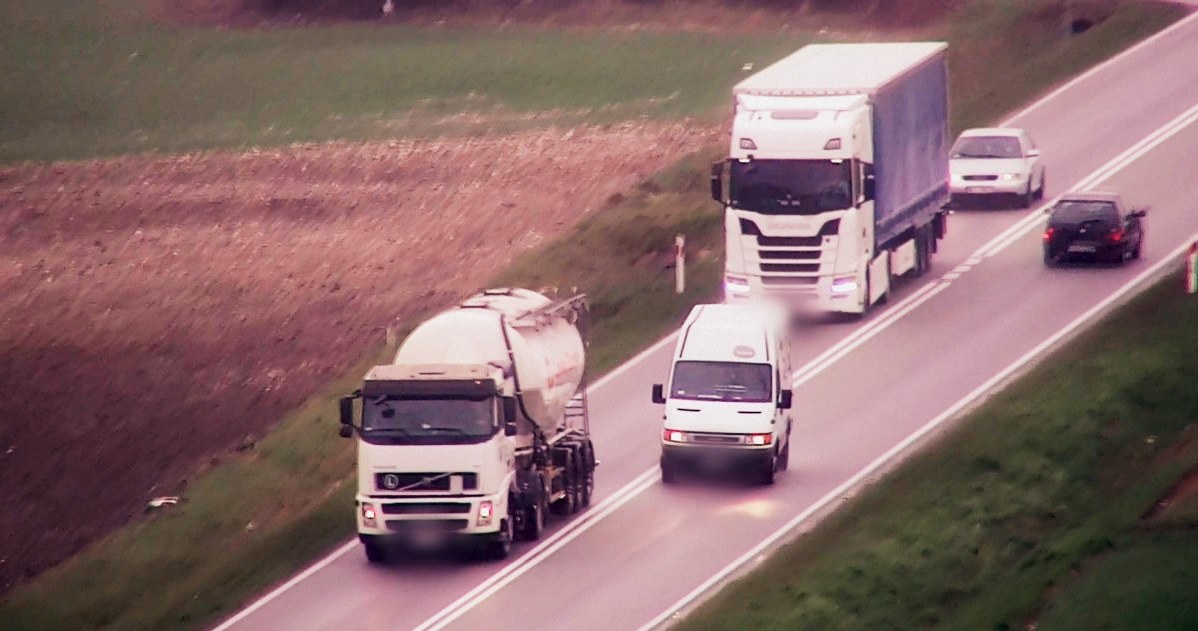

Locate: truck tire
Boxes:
[483,517,513,561]
[551,451,577,516]
[579,441,595,507]
[522,497,545,541]
[363,538,389,565]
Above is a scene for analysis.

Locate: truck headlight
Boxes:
[745,433,773,446]
[663,429,688,443]
[830,276,858,294]
[725,275,751,294]
[477,500,494,527]
[360,502,378,528]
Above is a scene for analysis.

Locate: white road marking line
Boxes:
[413,469,661,631]
[998,11,1198,126]
[636,232,1198,631]
[216,14,1198,630]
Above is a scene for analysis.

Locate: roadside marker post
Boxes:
[1187,242,1198,295]
[675,234,686,294]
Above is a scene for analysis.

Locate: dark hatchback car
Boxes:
[1043,192,1145,267]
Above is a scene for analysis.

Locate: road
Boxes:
[215,13,1198,631]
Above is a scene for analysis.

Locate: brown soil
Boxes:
[164,0,958,31]
[0,121,715,592]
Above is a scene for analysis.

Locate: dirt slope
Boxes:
[0,121,714,591]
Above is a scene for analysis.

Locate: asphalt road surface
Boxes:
[215,13,1198,631]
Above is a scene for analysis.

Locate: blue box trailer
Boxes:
[868,49,950,249]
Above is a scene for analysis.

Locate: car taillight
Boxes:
[1107,228,1125,243]
[1043,227,1055,241]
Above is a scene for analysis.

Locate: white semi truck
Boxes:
[338,288,596,562]
[713,42,952,315]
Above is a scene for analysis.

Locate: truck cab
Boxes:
[651,304,793,485]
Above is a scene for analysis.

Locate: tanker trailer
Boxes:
[338,288,596,562]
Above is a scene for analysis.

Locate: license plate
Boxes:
[409,528,446,549]
[967,186,993,193]
[1068,244,1097,253]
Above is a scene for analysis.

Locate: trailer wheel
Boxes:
[551,450,577,516]
[579,441,595,507]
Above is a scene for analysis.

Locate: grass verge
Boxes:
[0,1,1188,630]
[676,273,1198,631]
[0,0,805,163]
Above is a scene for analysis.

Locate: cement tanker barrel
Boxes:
[391,288,586,433]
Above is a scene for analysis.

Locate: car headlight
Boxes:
[1000,172,1026,181]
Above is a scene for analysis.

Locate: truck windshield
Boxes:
[361,395,496,445]
[729,159,853,215]
[670,361,772,403]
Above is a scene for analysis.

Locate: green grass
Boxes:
[0,0,806,163]
[0,1,1189,630]
[676,272,1198,631]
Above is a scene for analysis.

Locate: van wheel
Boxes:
[758,455,777,486]
[661,455,678,485]
[776,440,790,473]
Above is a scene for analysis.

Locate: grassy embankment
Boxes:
[0,0,798,163]
[0,1,1188,630]
[678,268,1198,631]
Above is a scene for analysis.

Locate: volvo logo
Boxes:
[381,474,400,490]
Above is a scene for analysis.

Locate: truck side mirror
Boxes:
[779,389,793,410]
[502,397,518,424]
[338,396,355,438]
[863,174,876,202]
[651,384,666,405]
[710,162,724,203]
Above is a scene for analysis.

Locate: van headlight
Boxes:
[1000,172,1025,181]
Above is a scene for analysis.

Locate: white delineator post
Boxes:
[675,234,686,294]
[1186,242,1198,295]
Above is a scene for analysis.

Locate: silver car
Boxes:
[949,128,1046,208]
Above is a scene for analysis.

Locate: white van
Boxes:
[651,303,793,485]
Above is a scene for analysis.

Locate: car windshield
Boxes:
[729,159,853,215]
[951,136,1023,159]
[1050,200,1119,225]
[362,395,496,444]
[670,361,772,403]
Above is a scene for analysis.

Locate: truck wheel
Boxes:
[551,452,577,516]
[522,499,545,541]
[363,538,389,565]
[484,518,513,561]
[579,441,595,507]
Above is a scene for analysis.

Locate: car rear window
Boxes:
[1050,200,1119,225]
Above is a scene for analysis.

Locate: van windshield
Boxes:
[670,361,773,402]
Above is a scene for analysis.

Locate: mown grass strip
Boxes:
[676,271,1198,631]
[0,2,1187,630]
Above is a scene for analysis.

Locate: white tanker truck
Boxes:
[338,288,596,562]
